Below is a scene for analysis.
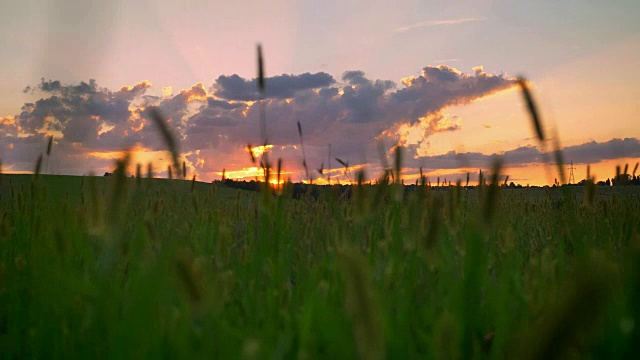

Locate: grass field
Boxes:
[1,169,639,358]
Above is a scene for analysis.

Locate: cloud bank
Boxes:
[2,65,636,183]
[402,138,640,170]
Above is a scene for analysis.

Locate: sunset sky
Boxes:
[1,0,639,185]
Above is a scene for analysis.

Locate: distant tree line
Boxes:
[215,174,640,195]
[214,179,353,199]
[568,172,640,187]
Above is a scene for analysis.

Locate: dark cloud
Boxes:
[213,72,336,101]
[126,83,212,153]
[403,138,640,171]
[17,79,153,140]
[319,87,339,97]
[562,138,640,164]
[423,65,462,82]
[207,98,245,110]
[391,65,516,121]
[340,71,396,123]
[342,70,369,85]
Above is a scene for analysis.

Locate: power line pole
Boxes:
[568,161,576,184]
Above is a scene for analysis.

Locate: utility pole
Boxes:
[568,161,576,184]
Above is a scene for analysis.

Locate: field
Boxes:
[1,170,639,359]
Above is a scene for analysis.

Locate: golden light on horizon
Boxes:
[84,145,182,175]
[218,166,263,179]
[86,150,127,160]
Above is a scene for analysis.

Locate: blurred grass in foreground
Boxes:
[0,169,639,358]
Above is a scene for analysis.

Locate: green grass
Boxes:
[0,172,639,358]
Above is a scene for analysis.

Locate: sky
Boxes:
[1,0,639,185]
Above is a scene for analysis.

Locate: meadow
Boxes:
[1,165,639,358]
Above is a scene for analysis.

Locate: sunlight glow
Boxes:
[400,76,415,87]
[98,123,115,136]
[247,144,273,158]
[0,116,15,125]
[218,166,263,179]
[162,86,173,98]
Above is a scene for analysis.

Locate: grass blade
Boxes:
[149,107,181,174]
[518,77,545,142]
